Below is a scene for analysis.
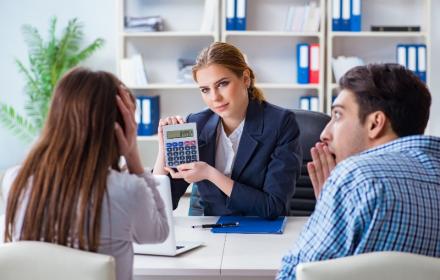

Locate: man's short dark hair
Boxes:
[339,63,431,137]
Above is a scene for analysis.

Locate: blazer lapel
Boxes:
[231,100,264,179]
[198,113,220,167]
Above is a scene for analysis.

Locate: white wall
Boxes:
[0,0,440,169]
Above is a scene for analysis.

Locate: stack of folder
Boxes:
[396,44,427,82]
[297,43,320,84]
[300,95,319,112]
[226,0,246,30]
[332,0,361,31]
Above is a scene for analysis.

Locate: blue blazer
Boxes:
[170,99,302,219]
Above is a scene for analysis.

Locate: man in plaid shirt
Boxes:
[277,63,440,280]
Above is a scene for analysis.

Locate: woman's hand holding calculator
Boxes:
[153,116,185,175]
[165,161,211,183]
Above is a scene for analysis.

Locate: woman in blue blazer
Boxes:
[153,42,302,219]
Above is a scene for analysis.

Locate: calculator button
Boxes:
[185,151,191,155]
[180,156,185,160]
[185,146,190,150]
[172,147,178,152]
[191,146,197,150]
[168,162,173,166]
[191,150,197,154]
[178,142,184,147]
[173,161,179,166]
[173,152,179,157]
[192,155,197,160]
[178,147,184,151]
[172,142,178,147]
[186,156,192,161]
[189,141,196,145]
[167,147,172,152]
[166,143,172,148]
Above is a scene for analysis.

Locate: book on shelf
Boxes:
[309,44,320,84]
[396,44,426,82]
[225,0,246,31]
[136,96,160,136]
[284,2,320,32]
[200,0,218,32]
[297,43,309,84]
[120,54,148,87]
[331,56,364,82]
[300,95,319,112]
[332,0,362,32]
[296,43,320,84]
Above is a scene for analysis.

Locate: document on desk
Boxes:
[211,216,287,234]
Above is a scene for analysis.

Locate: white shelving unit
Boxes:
[117,0,432,166]
[326,0,432,114]
[221,0,326,112]
[117,0,220,166]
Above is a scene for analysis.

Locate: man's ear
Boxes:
[366,111,388,139]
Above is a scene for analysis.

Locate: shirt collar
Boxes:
[360,135,440,156]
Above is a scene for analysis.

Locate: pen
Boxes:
[192,222,239,229]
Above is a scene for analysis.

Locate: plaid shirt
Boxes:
[277,135,440,280]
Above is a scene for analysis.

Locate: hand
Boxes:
[153,116,185,175]
[114,86,143,174]
[157,116,185,151]
[165,161,212,184]
[307,142,336,199]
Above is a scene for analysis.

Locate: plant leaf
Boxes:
[0,103,37,142]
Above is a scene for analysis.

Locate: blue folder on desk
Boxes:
[211,216,287,234]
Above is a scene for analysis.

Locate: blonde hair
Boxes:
[192,42,265,103]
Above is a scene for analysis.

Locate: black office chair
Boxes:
[289,109,331,216]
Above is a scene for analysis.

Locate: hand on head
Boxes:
[307,142,336,199]
[114,86,143,174]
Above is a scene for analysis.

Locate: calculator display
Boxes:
[166,129,194,139]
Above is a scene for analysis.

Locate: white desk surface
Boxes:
[221,217,308,279]
[133,216,225,280]
[133,216,308,280]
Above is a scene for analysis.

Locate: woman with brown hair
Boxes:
[154,42,302,219]
[2,67,169,280]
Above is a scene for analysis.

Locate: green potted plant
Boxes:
[0,17,104,143]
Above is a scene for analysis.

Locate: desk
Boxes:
[133,216,308,280]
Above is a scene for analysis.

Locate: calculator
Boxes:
[162,123,200,168]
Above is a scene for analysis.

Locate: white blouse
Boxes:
[1,166,169,280]
[215,119,245,177]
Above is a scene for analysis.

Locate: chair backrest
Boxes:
[289,109,330,216]
[0,241,116,280]
[296,251,440,280]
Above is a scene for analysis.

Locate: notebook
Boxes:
[133,175,203,256]
[211,216,287,234]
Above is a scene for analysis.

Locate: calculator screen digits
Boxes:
[166,129,194,139]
